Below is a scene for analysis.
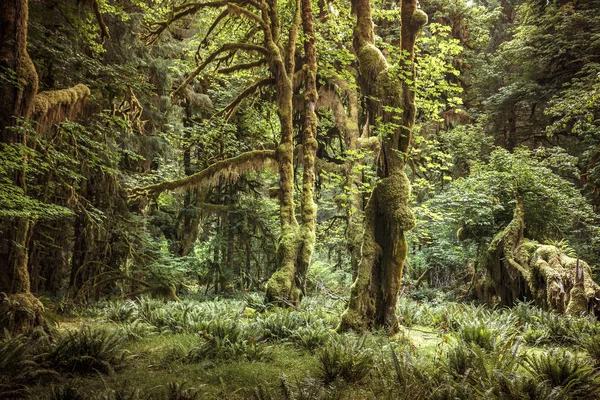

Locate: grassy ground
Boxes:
[3,293,600,399]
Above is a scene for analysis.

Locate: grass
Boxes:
[3,294,600,399]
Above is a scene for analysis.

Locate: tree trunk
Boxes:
[339,0,426,333]
[0,0,44,333]
[265,0,318,306]
[475,194,600,316]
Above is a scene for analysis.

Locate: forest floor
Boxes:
[6,292,600,399]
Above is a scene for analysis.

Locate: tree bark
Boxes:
[339,0,426,333]
[0,0,44,333]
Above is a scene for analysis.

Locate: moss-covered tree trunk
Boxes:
[339,0,426,332]
[0,0,45,333]
[265,0,318,305]
[475,193,600,316]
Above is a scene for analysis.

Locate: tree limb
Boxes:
[130,149,277,199]
[172,43,269,100]
[218,58,267,74]
[221,77,274,120]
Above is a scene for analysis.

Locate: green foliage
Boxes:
[42,326,130,375]
[318,334,374,384]
[526,349,600,398]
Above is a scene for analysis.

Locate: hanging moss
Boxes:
[32,84,90,116]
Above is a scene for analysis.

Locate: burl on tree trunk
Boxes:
[475,194,600,316]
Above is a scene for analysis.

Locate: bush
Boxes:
[525,349,600,398]
[42,326,130,374]
[318,334,374,383]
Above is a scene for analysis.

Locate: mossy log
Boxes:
[475,195,600,316]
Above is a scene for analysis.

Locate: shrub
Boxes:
[525,349,600,398]
[259,311,306,341]
[318,334,374,383]
[584,334,600,366]
[0,330,57,397]
[292,323,331,350]
[42,326,129,374]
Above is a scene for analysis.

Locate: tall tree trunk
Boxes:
[265,0,318,305]
[0,0,44,333]
[339,0,426,333]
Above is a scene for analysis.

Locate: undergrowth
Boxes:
[2,294,600,399]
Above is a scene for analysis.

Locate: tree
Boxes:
[338,0,427,332]
[132,0,320,306]
[0,0,91,331]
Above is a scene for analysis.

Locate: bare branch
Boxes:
[130,149,277,199]
[218,58,267,74]
[221,77,274,120]
[226,3,267,30]
[200,9,231,47]
[142,1,229,45]
[172,43,269,100]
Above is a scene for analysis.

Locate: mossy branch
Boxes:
[129,149,277,199]
[32,84,91,131]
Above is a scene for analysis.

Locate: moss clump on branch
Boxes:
[375,70,403,109]
[31,84,91,132]
[377,172,415,231]
[32,84,90,116]
[411,9,428,28]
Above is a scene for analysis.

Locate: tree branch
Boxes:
[221,77,275,120]
[172,43,269,100]
[92,0,111,41]
[130,149,277,199]
[218,58,267,74]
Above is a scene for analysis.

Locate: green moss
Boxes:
[411,9,428,28]
[376,172,415,231]
[32,84,90,116]
[565,285,587,316]
[357,44,388,85]
[266,228,301,305]
[338,308,369,332]
[375,69,403,108]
